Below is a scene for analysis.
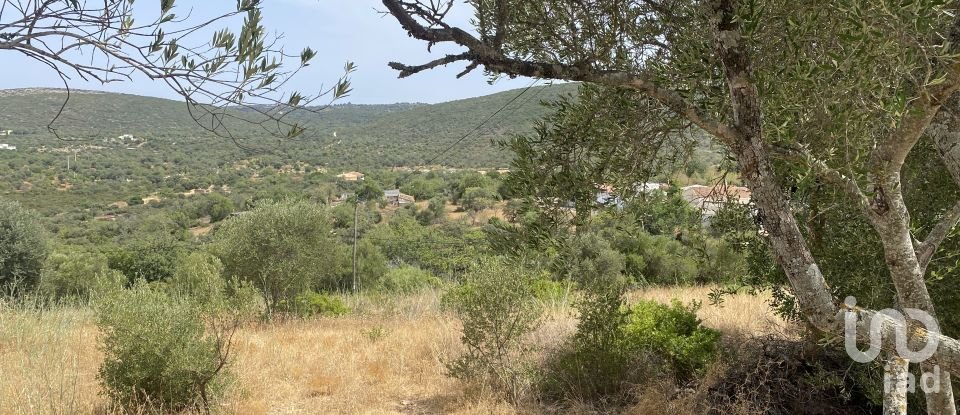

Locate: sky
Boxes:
[0,0,542,104]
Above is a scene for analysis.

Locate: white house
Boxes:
[384,189,415,206]
[0,144,16,151]
[681,184,752,219]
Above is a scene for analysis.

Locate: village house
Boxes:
[0,144,16,151]
[337,171,365,181]
[384,189,415,206]
[594,182,667,209]
[680,184,752,221]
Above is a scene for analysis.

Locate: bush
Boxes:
[205,194,235,222]
[95,284,233,411]
[375,265,441,294]
[530,278,570,304]
[279,291,349,317]
[702,335,883,414]
[107,233,185,284]
[623,299,720,381]
[443,257,542,402]
[633,233,700,285]
[40,251,124,302]
[351,239,388,292]
[539,277,635,406]
[540,287,720,407]
[416,196,447,225]
[0,200,48,293]
[166,252,226,306]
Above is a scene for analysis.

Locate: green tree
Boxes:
[207,195,236,223]
[402,176,445,200]
[213,200,343,313]
[354,239,388,291]
[416,196,447,225]
[0,200,48,293]
[356,181,384,203]
[461,186,498,212]
[108,233,185,284]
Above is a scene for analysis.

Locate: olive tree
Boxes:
[0,200,48,293]
[381,1,960,413]
[212,200,343,314]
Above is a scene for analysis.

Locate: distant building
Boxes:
[337,171,365,181]
[636,182,667,193]
[681,184,752,219]
[0,144,16,151]
[595,184,624,209]
[384,189,415,206]
[0,130,12,136]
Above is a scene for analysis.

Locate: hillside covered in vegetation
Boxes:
[0,83,578,169]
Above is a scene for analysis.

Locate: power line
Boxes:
[396,79,540,185]
[474,82,550,140]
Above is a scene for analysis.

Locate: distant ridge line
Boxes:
[0,88,112,97]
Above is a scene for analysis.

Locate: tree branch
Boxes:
[870,11,960,176]
[918,199,960,272]
[388,52,470,78]
[380,0,741,146]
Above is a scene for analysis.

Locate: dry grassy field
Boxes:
[0,287,785,415]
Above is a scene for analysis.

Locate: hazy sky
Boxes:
[0,0,541,104]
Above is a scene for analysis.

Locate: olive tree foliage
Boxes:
[0,199,48,293]
[212,200,343,314]
[382,0,960,413]
[0,0,353,139]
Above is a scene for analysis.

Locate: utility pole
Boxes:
[352,199,360,293]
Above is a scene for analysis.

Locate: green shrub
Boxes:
[40,251,124,302]
[539,278,636,406]
[95,284,233,411]
[623,299,721,381]
[351,239,388,292]
[279,291,349,317]
[416,196,447,225]
[530,278,570,304]
[635,234,700,285]
[461,186,498,211]
[540,288,720,407]
[376,265,441,294]
[443,257,542,402]
[166,252,226,306]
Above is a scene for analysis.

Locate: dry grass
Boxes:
[0,287,783,415]
[0,304,102,415]
[627,286,786,337]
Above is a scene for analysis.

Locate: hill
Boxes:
[0,83,579,168]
